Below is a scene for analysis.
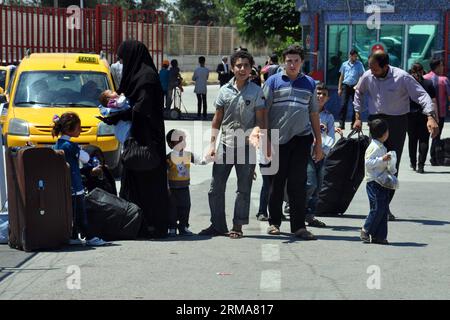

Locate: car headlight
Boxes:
[8,118,29,136]
[97,121,115,136]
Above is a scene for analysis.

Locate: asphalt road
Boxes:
[0,88,449,300]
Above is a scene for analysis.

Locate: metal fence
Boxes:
[164,24,271,57]
[0,4,165,67]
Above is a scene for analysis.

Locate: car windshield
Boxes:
[13,71,110,107]
[0,70,6,89]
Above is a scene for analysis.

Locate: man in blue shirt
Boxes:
[338,49,365,129]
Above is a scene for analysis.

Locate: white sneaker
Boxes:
[168,228,177,237]
[86,237,107,246]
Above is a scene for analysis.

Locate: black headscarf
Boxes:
[117,40,161,113]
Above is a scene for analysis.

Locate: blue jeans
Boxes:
[208,146,256,234]
[364,181,390,240]
[305,157,325,221]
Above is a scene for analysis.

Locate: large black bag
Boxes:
[121,137,160,171]
[85,188,143,241]
[315,130,370,216]
[434,138,450,166]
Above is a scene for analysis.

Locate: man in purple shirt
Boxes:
[424,58,450,166]
[353,50,439,220]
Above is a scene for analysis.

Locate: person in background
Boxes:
[159,60,170,109]
[216,56,231,87]
[337,49,365,130]
[250,66,262,87]
[111,56,123,88]
[424,58,450,166]
[192,56,210,119]
[261,54,280,82]
[167,59,183,111]
[407,63,437,173]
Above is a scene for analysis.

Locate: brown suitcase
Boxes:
[6,147,72,251]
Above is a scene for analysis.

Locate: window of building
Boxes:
[326,25,349,86]
[325,23,438,86]
[352,25,377,68]
[406,25,437,71]
[380,25,404,68]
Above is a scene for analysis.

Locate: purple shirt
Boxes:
[423,71,450,118]
[354,66,433,116]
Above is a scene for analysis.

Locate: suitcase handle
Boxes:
[38,180,45,216]
[347,129,363,139]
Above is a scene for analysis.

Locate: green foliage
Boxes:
[236,0,300,46]
[170,0,239,26]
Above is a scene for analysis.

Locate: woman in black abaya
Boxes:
[107,40,168,238]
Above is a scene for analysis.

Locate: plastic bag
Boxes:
[376,151,399,189]
[375,171,399,190]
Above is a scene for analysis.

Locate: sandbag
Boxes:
[315,130,370,216]
[85,188,142,241]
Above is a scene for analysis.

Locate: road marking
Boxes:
[262,244,280,262]
[260,270,281,292]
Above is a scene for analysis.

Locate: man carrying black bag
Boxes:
[353,50,439,220]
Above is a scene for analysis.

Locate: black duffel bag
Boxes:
[315,130,370,216]
[85,188,143,241]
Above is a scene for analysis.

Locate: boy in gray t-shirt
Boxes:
[199,50,268,239]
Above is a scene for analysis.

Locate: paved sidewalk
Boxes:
[0,122,449,300]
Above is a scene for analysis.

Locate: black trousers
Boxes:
[368,114,408,207]
[430,117,445,164]
[339,84,356,127]
[407,112,430,167]
[268,134,313,232]
[168,188,191,229]
[196,93,207,117]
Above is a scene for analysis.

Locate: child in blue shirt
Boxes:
[99,90,131,143]
[52,112,107,246]
[305,83,342,228]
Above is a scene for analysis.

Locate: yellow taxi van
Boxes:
[0,64,16,95]
[1,52,120,171]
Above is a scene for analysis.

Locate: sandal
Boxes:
[308,218,327,228]
[294,228,317,240]
[267,225,280,235]
[229,230,243,239]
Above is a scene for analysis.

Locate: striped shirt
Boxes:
[263,72,318,145]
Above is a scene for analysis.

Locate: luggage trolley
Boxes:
[167,86,189,120]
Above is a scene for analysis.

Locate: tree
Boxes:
[171,0,239,26]
[235,0,300,47]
